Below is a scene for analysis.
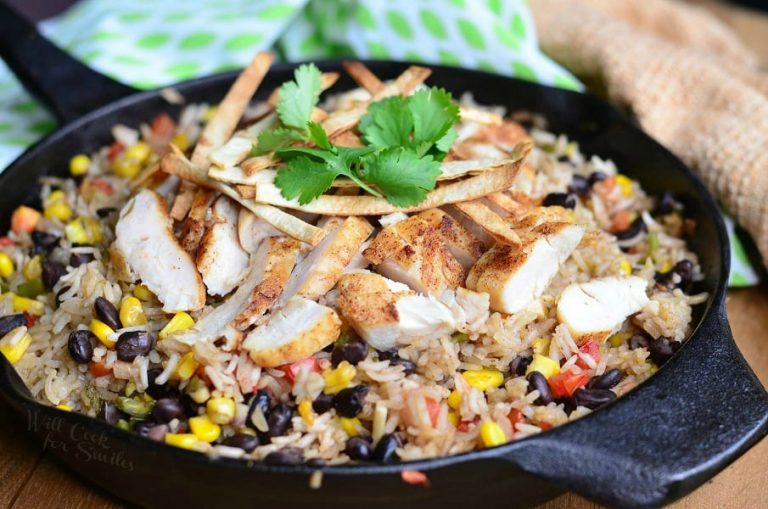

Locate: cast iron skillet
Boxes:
[0,4,766,508]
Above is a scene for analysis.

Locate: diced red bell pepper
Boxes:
[425,397,440,427]
[89,361,112,378]
[0,237,14,246]
[539,422,553,431]
[107,141,125,163]
[89,178,114,197]
[548,370,590,398]
[280,357,320,383]
[508,408,524,429]
[23,312,37,328]
[457,416,480,432]
[151,113,176,138]
[11,206,41,234]
[576,340,601,369]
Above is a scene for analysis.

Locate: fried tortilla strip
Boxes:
[130,161,161,191]
[453,200,521,245]
[210,165,265,186]
[235,185,255,199]
[161,147,325,245]
[170,182,197,220]
[180,188,217,254]
[322,65,431,138]
[251,142,532,215]
[485,192,529,216]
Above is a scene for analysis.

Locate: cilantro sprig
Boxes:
[255,64,461,206]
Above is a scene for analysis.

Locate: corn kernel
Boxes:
[525,354,560,380]
[339,417,362,437]
[206,397,236,425]
[47,190,67,204]
[56,404,72,412]
[0,327,31,364]
[462,369,504,392]
[69,154,91,176]
[186,376,211,404]
[133,284,154,301]
[447,390,462,409]
[124,142,151,163]
[660,260,672,273]
[13,295,45,316]
[323,361,356,395]
[44,202,73,222]
[620,259,632,275]
[0,253,15,278]
[89,319,116,348]
[174,351,199,381]
[371,403,387,443]
[608,331,632,348]
[189,414,221,442]
[447,411,459,427]
[119,296,147,327]
[531,337,550,355]
[113,157,141,178]
[648,362,658,375]
[23,256,42,280]
[298,399,314,426]
[159,312,195,339]
[165,433,201,451]
[171,133,190,151]
[65,217,102,245]
[480,420,507,447]
[616,174,633,197]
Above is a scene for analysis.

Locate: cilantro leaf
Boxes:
[252,127,305,156]
[358,96,413,148]
[276,64,323,130]
[274,157,339,205]
[307,121,332,151]
[362,148,442,207]
[434,127,457,156]
[408,87,460,148]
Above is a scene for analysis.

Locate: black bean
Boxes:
[510,355,532,377]
[586,368,622,390]
[542,192,576,209]
[99,401,123,426]
[655,191,676,215]
[588,171,607,186]
[264,447,304,465]
[55,286,70,306]
[94,297,121,330]
[673,260,694,286]
[648,337,681,366]
[629,334,650,350]
[378,350,416,375]
[333,386,367,418]
[145,367,178,400]
[0,314,26,338]
[526,371,553,405]
[373,433,401,462]
[42,260,67,290]
[574,388,616,409]
[115,331,153,361]
[146,424,168,442]
[67,330,95,364]
[179,394,199,419]
[344,436,373,461]
[30,231,59,254]
[96,207,117,218]
[152,398,185,423]
[266,403,293,437]
[70,252,95,268]
[614,217,647,240]
[306,458,326,467]
[312,393,334,414]
[567,175,590,197]
[331,340,368,367]
[556,396,577,416]
[247,390,271,422]
[133,420,155,438]
[223,433,259,453]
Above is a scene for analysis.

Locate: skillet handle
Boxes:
[502,303,768,508]
[0,2,136,124]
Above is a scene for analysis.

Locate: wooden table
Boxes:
[2,1,768,508]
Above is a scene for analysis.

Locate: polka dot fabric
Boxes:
[0,0,755,286]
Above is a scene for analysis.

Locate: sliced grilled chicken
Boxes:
[442,204,495,247]
[363,212,466,295]
[439,287,491,333]
[466,222,585,314]
[278,216,373,305]
[557,276,649,345]
[337,271,456,351]
[196,196,250,296]
[114,190,205,312]
[237,208,281,253]
[453,200,521,245]
[233,237,302,330]
[242,297,341,367]
[416,209,485,269]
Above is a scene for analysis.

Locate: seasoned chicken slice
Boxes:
[416,209,485,269]
[363,212,466,295]
[278,216,373,305]
[237,208,281,253]
[337,271,456,352]
[557,276,649,345]
[114,190,205,312]
[242,297,341,367]
[442,204,495,247]
[439,287,491,333]
[466,222,585,314]
[196,196,250,296]
[233,237,301,330]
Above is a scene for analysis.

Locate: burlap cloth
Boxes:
[530,0,768,266]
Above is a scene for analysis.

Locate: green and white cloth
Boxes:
[0,0,758,286]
